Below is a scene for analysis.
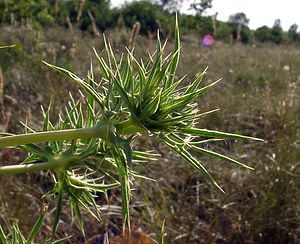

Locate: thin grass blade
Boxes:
[26,208,47,244]
[165,13,180,88]
[0,226,7,244]
[0,45,15,49]
[52,189,63,236]
[52,235,73,244]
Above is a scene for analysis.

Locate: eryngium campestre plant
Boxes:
[0,17,263,236]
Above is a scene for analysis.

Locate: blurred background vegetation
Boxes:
[0,0,299,243]
[1,0,300,44]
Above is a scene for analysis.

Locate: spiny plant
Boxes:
[0,207,47,244]
[0,205,70,243]
[0,17,262,241]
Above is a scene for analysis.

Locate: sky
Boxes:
[110,0,300,31]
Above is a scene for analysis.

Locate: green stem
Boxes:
[0,119,146,149]
[0,118,146,175]
[0,124,110,148]
[0,156,76,174]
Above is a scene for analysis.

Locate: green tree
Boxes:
[228,12,249,26]
[216,21,231,41]
[288,23,300,43]
[228,12,251,43]
[271,18,283,44]
[0,0,53,26]
[55,0,114,32]
[180,14,213,36]
[255,25,272,43]
[190,0,213,15]
[122,1,166,36]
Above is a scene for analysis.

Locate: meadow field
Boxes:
[0,25,299,243]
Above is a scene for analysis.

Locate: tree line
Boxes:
[1,0,300,45]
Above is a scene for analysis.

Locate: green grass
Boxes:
[0,24,299,243]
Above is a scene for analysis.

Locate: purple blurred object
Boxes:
[202,34,214,46]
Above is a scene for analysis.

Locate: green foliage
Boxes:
[0,1,298,45]
[0,0,53,26]
[2,18,300,242]
[228,12,249,26]
[181,14,213,36]
[216,21,231,41]
[255,21,287,44]
[240,26,253,43]
[79,0,116,32]
[0,0,116,32]
[288,23,300,43]
[0,19,261,239]
[270,19,284,44]
[122,1,165,35]
[228,12,252,43]
[0,207,54,243]
[255,25,273,43]
[36,8,55,26]
[229,23,253,44]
